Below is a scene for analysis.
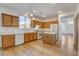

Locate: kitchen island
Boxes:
[42,32,57,46]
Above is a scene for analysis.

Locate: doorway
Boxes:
[58,15,76,51]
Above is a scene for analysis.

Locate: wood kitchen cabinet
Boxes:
[43,33,56,45]
[32,20,44,28]
[24,32,38,43]
[24,33,30,42]
[2,14,12,27]
[33,33,38,40]
[2,34,15,48]
[2,13,19,27]
[12,16,19,27]
[43,22,50,28]
[30,32,38,41]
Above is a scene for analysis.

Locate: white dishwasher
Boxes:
[15,34,24,45]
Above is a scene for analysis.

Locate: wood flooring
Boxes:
[0,40,78,56]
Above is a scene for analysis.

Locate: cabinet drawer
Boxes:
[29,33,34,41]
[34,33,38,40]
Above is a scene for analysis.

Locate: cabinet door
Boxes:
[50,34,56,45]
[43,34,51,44]
[34,33,38,40]
[12,16,19,27]
[43,34,56,45]
[24,33,30,42]
[2,35,15,48]
[2,14,12,27]
[29,33,34,41]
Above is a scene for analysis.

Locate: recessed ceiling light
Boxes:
[32,17,35,20]
[30,13,33,17]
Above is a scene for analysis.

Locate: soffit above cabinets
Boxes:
[0,3,77,20]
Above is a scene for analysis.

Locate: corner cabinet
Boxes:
[2,34,15,48]
[2,13,19,27]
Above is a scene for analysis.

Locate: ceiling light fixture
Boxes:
[30,13,33,17]
[32,17,35,20]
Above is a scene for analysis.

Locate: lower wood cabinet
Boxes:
[24,32,38,43]
[33,33,38,40]
[2,34,15,48]
[24,33,30,42]
[43,34,56,45]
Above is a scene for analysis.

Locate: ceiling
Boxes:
[0,3,77,19]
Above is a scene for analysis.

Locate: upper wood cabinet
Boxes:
[32,20,44,28]
[12,16,19,27]
[2,14,12,27]
[2,13,19,27]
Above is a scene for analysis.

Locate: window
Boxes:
[25,17,31,28]
[19,16,31,28]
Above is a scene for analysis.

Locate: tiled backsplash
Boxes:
[0,27,34,35]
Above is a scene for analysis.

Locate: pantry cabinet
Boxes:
[2,34,15,48]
